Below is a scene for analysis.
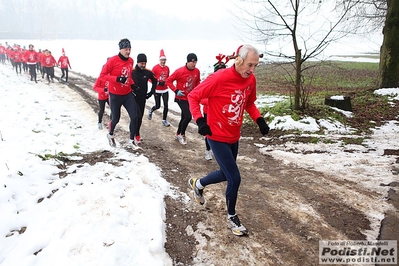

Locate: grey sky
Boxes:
[0,0,240,40]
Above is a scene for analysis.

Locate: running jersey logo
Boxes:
[61,58,68,68]
[120,67,130,87]
[159,71,167,81]
[184,75,197,93]
[222,87,247,125]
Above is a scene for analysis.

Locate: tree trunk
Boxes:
[294,49,301,110]
[378,0,399,88]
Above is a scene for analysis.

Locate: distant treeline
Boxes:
[0,32,109,40]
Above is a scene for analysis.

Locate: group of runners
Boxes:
[92,38,270,236]
[1,38,271,237]
[0,42,71,85]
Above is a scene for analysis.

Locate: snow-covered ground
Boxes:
[257,88,399,195]
[0,65,173,265]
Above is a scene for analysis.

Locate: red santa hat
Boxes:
[159,49,166,60]
[62,48,65,55]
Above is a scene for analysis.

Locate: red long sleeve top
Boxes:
[93,77,109,100]
[13,50,22,63]
[98,54,134,96]
[166,64,200,101]
[43,55,57,67]
[152,64,170,93]
[58,55,71,69]
[188,65,261,144]
[25,50,38,64]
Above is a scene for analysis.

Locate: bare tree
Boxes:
[358,0,387,28]
[236,0,373,110]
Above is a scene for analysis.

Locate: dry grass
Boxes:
[254,61,399,133]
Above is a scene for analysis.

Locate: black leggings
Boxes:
[44,67,54,81]
[109,93,138,140]
[200,139,240,216]
[151,92,169,120]
[61,68,69,82]
[136,100,146,136]
[204,113,210,150]
[28,64,37,81]
[15,62,21,74]
[98,99,110,123]
[175,99,191,135]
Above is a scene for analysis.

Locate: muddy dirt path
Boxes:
[63,70,398,266]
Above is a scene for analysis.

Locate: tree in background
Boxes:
[378,0,399,88]
[236,0,376,110]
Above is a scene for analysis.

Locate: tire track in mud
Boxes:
[62,70,398,266]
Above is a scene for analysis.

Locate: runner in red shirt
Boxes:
[12,48,23,75]
[98,38,140,150]
[93,75,110,130]
[166,53,201,145]
[187,44,270,236]
[42,50,57,84]
[58,49,72,85]
[0,43,6,64]
[148,49,171,127]
[21,48,28,73]
[36,49,43,75]
[25,44,39,83]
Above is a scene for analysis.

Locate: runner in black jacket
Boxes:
[132,53,157,143]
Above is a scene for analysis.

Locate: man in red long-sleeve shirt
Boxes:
[42,50,57,84]
[148,49,171,127]
[12,48,23,75]
[187,44,270,236]
[58,49,72,85]
[25,44,39,83]
[98,38,140,150]
[166,53,201,145]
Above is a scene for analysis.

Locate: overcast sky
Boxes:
[131,0,236,21]
[0,0,383,57]
[0,0,242,40]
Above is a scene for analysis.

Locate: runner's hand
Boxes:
[196,117,212,136]
[256,117,270,135]
[176,90,185,97]
[116,76,127,83]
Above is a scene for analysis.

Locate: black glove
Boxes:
[196,117,212,136]
[104,87,108,92]
[256,117,270,135]
[146,92,153,99]
[116,76,127,83]
[158,81,165,86]
[131,84,139,91]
